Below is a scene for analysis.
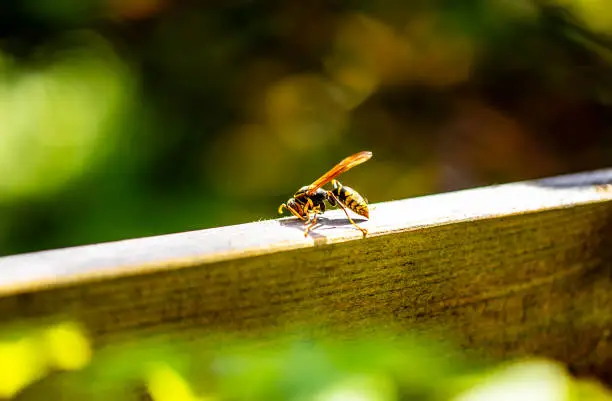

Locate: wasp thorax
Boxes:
[293,186,309,197]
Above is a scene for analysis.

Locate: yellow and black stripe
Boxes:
[330,180,369,218]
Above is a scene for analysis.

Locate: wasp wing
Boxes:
[306,150,372,194]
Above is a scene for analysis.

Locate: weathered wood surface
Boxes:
[1,169,612,379]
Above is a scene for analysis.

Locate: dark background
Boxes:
[1,0,612,256]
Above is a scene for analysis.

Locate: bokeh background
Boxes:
[2,0,612,256]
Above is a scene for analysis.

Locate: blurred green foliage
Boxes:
[0,320,611,401]
[2,0,612,255]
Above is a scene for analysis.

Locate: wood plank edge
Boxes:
[1,168,612,297]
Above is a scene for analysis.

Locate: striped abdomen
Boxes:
[330,180,369,219]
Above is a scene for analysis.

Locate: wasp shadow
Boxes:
[278,216,368,241]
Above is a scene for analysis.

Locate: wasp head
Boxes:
[278,196,306,219]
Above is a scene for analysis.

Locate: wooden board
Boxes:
[1,169,612,380]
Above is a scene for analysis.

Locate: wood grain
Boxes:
[1,169,612,379]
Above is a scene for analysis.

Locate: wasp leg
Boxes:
[280,203,308,221]
[326,191,368,237]
[302,198,315,224]
[292,207,308,221]
[303,206,323,237]
[304,213,319,237]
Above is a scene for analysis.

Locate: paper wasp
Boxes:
[278,151,372,237]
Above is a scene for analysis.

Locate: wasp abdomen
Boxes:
[330,181,369,219]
